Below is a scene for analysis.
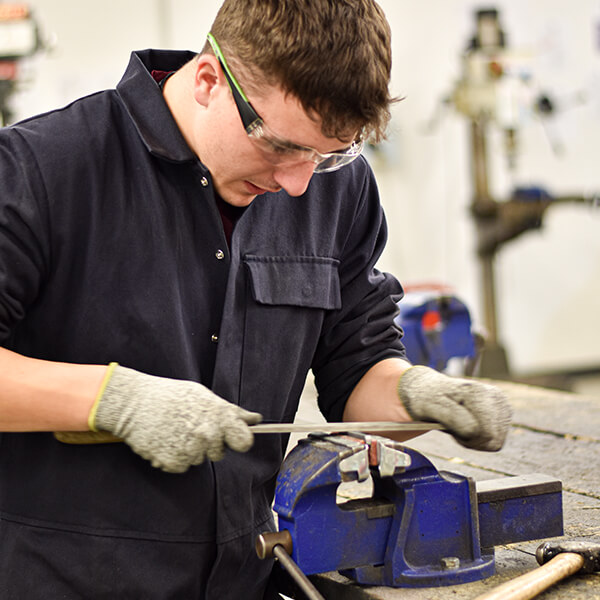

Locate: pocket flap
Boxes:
[244,255,341,309]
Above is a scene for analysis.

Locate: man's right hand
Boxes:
[89,364,262,473]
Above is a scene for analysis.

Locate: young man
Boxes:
[0,1,510,598]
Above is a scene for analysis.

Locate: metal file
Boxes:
[250,421,445,434]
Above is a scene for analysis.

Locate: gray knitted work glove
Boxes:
[397,365,512,451]
[89,364,262,473]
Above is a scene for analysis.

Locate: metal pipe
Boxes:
[471,119,499,347]
[469,118,512,377]
[471,119,491,206]
[481,253,498,344]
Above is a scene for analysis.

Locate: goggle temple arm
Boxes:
[219,60,263,133]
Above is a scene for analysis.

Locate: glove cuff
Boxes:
[396,364,436,394]
[397,365,446,419]
[397,364,425,382]
[88,362,119,431]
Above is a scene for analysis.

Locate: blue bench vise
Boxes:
[268,433,563,588]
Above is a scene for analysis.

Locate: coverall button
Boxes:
[215,249,225,260]
[211,334,219,343]
[200,177,209,187]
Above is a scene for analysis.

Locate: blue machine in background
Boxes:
[395,286,478,373]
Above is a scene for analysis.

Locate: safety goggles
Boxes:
[206,33,363,174]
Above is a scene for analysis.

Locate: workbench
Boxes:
[284,379,600,599]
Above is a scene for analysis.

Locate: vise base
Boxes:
[273,433,562,588]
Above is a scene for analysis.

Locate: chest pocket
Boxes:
[244,255,341,310]
[239,255,341,423]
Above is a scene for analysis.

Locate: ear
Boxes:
[192,54,223,107]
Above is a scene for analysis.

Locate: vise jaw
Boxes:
[273,433,562,588]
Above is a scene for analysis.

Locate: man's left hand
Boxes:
[397,365,512,451]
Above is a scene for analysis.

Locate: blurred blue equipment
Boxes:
[395,286,478,372]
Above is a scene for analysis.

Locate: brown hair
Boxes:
[202,0,397,142]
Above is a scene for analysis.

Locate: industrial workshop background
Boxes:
[4,0,600,384]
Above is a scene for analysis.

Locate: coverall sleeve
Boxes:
[0,130,49,344]
[311,164,406,422]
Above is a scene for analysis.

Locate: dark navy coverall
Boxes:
[0,50,405,599]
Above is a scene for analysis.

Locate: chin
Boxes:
[224,194,257,208]
[213,183,256,207]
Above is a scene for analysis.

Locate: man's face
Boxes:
[193,71,356,207]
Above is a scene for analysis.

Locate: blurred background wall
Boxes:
[4,0,600,379]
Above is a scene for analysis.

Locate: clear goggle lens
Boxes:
[247,123,363,174]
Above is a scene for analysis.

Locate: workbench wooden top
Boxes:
[301,380,600,599]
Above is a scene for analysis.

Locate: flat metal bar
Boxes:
[477,475,564,548]
[250,421,445,434]
[476,474,562,503]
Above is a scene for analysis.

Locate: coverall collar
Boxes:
[117,49,199,163]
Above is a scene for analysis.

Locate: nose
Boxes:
[272,161,317,197]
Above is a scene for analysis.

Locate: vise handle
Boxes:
[255,530,293,560]
[256,531,324,600]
